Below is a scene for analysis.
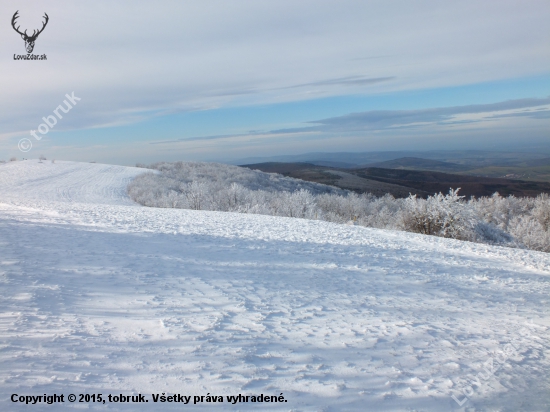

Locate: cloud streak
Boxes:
[285,76,395,89]
[308,97,550,131]
[151,98,550,145]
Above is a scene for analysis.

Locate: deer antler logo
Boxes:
[11,11,49,54]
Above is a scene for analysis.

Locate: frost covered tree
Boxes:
[127,161,550,252]
[400,189,478,241]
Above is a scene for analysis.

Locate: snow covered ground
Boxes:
[0,160,549,411]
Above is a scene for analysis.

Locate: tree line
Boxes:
[128,162,550,252]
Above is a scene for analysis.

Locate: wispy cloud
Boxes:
[152,130,316,144]
[152,98,550,145]
[487,109,550,120]
[285,76,395,89]
[308,97,550,131]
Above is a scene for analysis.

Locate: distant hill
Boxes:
[515,157,550,167]
[231,150,550,169]
[235,151,550,183]
[366,157,470,173]
[241,162,550,198]
[234,151,415,167]
[242,162,321,173]
[241,162,429,197]
[351,167,550,198]
[304,160,358,168]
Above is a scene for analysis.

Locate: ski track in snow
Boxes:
[0,160,549,411]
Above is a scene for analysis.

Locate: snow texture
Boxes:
[0,160,549,411]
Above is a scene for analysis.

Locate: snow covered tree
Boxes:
[126,161,550,252]
[400,189,477,240]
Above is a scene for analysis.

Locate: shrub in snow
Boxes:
[184,181,207,210]
[532,193,550,231]
[509,215,550,253]
[400,189,478,241]
[473,221,515,245]
[281,189,317,218]
[477,193,550,252]
[472,192,531,232]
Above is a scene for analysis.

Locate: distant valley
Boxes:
[235,150,550,185]
[241,157,550,198]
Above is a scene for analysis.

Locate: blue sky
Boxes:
[1,1,549,164]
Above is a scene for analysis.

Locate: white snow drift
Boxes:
[0,160,548,411]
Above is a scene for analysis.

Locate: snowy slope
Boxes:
[0,160,549,411]
[0,160,145,205]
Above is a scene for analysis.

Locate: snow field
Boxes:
[0,160,145,205]
[0,160,549,411]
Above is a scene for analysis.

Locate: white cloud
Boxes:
[309,98,550,131]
